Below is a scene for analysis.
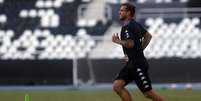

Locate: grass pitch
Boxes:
[0,89,201,101]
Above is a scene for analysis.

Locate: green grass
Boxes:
[0,89,201,101]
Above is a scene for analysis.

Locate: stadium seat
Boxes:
[0,14,7,23]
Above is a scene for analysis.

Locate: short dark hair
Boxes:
[121,3,136,17]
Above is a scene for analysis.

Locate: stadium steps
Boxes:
[89,22,124,59]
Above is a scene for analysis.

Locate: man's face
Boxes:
[119,6,129,21]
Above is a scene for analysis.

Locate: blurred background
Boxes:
[0,0,201,101]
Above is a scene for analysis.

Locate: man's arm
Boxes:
[112,33,134,48]
[141,32,152,50]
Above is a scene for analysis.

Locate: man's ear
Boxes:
[127,11,131,16]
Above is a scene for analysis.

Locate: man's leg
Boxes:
[143,90,165,101]
[113,80,133,101]
[132,65,165,101]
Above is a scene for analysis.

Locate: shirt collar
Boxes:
[123,18,133,26]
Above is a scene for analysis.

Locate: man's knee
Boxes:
[143,90,164,101]
[113,80,125,93]
[143,93,152,99]
[113,84,121,93]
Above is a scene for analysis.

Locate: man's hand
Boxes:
[112,33,134,48]
[112,33,121,44]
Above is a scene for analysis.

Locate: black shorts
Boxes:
[115,60,152,92]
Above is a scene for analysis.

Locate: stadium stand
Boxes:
[0,0,201,60]
[0,0,99,60]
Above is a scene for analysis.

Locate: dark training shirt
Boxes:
[120,19,147,62]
